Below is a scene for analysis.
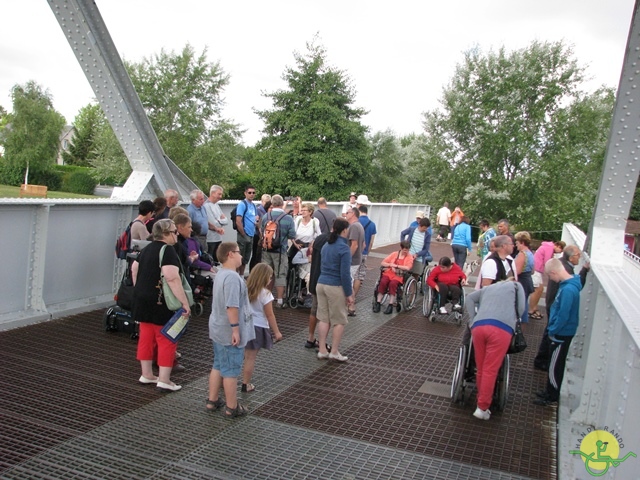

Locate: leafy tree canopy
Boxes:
[411,41,615,235]
[0,81,65,185]
[63,103,105,167]
[251,39,370,199]
[126,44,232,164]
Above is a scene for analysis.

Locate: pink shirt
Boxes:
[533,241,555,273]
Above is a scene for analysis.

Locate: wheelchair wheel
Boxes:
[286,267,298,308]
[420,265,432,295]
[451,344,467,403]
[402,276,418,311]
[192,302,204,317]
[492,354,510,411]
[423,288,437,321]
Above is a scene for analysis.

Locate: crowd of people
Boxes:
[126,190,589,422]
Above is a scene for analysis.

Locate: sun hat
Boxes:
[356,194,371,205]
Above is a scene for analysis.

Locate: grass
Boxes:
[0,184,98,199]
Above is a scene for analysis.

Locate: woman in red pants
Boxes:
[373,241,414,314]
[465,280,525,420]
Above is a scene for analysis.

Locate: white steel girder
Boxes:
[46,0,198,202]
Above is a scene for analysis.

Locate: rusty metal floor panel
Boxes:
[0,241,556,479]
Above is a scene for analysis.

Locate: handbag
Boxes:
[508,283,527,354]
[159,245,194,311]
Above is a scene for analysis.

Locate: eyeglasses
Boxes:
[231,250,241,254]
[247,191,256,194]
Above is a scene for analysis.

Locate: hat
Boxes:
[349,192,357,198]
[416,210,425,219]
[356,194,371,205]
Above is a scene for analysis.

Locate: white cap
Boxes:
[416,210,425,218]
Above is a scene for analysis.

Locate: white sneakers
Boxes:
[453,304,462,311]
[439,307,448,314]
[329,353,348,362]
[473,407,491,420]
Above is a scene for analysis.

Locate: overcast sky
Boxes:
[0,0,635,146]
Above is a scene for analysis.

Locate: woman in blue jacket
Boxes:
[451,216,472,269]
[316,218,354,363]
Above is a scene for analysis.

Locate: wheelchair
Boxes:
[372,266,419,312]
[450,340,510,412]
[423,280,466,325]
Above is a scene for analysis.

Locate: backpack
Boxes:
[230,199,249,231]
[262,212,288,251]
[115,220,143,259]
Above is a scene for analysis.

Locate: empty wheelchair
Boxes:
[450,341,510,412]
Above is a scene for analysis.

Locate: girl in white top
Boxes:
[241,263,282,392]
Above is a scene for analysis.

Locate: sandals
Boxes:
[205,398,225,412]
[225,403,249,418]
[529,311,543,319]
[304,339,319,349]
[241,383,256,393]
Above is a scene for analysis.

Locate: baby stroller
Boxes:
[189,251,216,316]
[423,279,466,325]
[372,266,419,313]
[286,248,312,309]
[450,340,510,412]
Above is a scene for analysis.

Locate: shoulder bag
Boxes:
[508,283,527,354]
[159,245,194,311]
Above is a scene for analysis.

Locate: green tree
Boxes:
[252,39,370,199]
[62,103,104,166]
[365,130,413,202]
[414,41,614,233]
[126,44,232,165]
[0,81,66,186]
[88,44,246,189]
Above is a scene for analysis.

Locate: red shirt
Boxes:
[427,263,466,289]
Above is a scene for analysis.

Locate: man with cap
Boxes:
[354,195,376,298]
[341,192,358,218]
[409,210,425,229]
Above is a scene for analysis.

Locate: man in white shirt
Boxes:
[479,235,516,287]
[436,202,451,241]
[341,192,358,217]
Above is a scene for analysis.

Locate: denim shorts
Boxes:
[212,342,245,378]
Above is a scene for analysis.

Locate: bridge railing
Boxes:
[558,224,640,479]
[0,199,428,330]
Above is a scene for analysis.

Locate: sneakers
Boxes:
[373,301,381,313]
[452,304,462,312]
[439,307,448,314]
[473,407,491,420]
[533,396,558,406]
[329,352,348,362]
[277,302,288,309]
[384,304,394,314]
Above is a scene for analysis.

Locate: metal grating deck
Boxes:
[0,241,556,479]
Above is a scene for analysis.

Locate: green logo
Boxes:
[569,428,636,477]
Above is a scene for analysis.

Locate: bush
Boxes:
[29,169,63,191]
[62,171,96,195]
